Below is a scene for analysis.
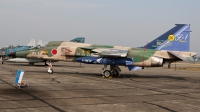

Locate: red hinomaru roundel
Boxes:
[51,49,57,55]
[9,51,13,54]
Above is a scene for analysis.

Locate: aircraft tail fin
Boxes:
[36,39,43,46]
[27,39,36,47]
[70,37,85,43]
[144,24,191,51]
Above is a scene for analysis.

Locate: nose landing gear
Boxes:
[47,61,53,74]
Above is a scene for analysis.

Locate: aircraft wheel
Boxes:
[103,70,111,78]
[114,70,119,76]
[111,70,119,76]
[48,69,53,74]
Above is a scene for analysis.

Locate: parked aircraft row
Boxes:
[0,37,85,65]
[0,39,43,59]
[0,24,197,78]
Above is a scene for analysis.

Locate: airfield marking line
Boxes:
[0,78,65,112]
[43,99,183,107]
[143,101,177,112]
[0,106,54,110]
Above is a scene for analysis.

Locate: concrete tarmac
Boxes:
[0,62,200,112]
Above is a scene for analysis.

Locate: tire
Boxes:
[114,70,119,76]
[103,70,111,78]
[48,69,53,74]
[111,70,119,76]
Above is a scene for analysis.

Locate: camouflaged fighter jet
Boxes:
[6,37,85,65]
[12,24,197,77]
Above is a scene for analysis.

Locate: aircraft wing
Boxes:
[91,48,128,57]
[80,47,94,50]
[167,51,195,63]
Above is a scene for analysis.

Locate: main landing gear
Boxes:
[47,61,53,74]
[102,65,121,78]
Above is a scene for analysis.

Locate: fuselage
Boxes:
[15,41,197,67]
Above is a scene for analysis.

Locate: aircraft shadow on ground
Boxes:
[25,70,187,81]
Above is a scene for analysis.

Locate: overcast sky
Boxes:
[0,0,200,54]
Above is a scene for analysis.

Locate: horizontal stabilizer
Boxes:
[167,51,195,63]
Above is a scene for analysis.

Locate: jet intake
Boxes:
[16,50,32,58]
[151,56,163,67]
